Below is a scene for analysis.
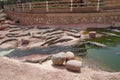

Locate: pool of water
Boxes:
[86,35,120,72]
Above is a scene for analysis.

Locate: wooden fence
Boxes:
[4,0,120,13]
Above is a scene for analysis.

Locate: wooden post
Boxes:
[10,5,12,11]
[46,1,49,12]
[22,4,25,12]
[14,4,16,11]
[8,5,10,11]
[7,5,9,11]
[97,0,100,12]
[29,3,32,11]
[9,5,11,11]
[17,4,19,12]
[70,0,73,12]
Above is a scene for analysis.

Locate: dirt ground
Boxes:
[0,57,120,80]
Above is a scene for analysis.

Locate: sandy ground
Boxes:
[0,57,120,80]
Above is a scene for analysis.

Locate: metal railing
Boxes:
[4,1,120,13]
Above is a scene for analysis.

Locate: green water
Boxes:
[86,35,120,72]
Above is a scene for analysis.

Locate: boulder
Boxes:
[66,60,82,72]
[65,51,75,61]
[89,31,96,38]
[51,52,66,66]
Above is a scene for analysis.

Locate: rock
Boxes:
[4,20,15,25]
[2,24,10,27]
[89,31,96,38]
[0,24,10,30]
[0,13,7,19]
[21,38,30,45]
[51,52,66,66]
[0,9,4,13]
[11,21,15,24]
[66,60,82,72]
[0,34,5,39]
[4,20,10,24]
[65,51,75,61]
[0,17,6,21]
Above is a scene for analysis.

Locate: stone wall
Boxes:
[5,11,120,28]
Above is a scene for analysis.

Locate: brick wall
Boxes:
[6,11,120,28]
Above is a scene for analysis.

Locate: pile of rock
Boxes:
[51,51,82,72]
[25,52,82,72]
[0,9,16,30]
[0,9,7,21]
